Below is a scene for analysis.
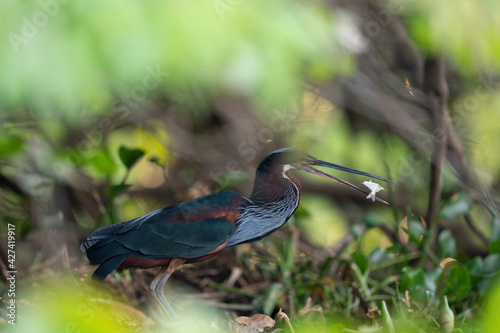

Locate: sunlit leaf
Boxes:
[8,280,147,333]
[484,277,500,333]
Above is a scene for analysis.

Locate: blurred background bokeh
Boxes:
[1,0,500,331]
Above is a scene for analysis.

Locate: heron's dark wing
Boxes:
[82,191,245,278]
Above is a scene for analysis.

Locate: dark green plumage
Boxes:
[82,191,243,280]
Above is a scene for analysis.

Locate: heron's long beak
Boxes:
[296,159,395,205]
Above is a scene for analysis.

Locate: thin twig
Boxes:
[425,57,449,228]
[463,213,489,245]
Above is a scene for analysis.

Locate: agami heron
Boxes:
[81,148,394,318]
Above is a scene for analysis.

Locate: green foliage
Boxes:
[440,192,471,219]
[118,146,145,170]
[439,230,457,259]
[353,251,369,274]
[107,183,132,198]
[407,0,500,73]
[380,301,396,333]
[440,295,455,332]
[489,218,500,256]
[0,0,348,121]
[484,277,500,333]
[363,212,383,229]
[5,279,139,333]
[296,195,348,247]
[1,0,499,332]
[0,133,24,157]
[407,216,427,245]
[437,262,471,302]
[253,283,285,315]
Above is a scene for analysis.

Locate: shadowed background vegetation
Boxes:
[1,0,500,332]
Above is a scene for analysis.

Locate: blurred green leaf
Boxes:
[408,216,426,244]
[440,295,455,333]
[118,146,144,170]
[0,0,348,120]
[484,277,500,333]
[437,262,471,302]
[107,184,132,197]
[297,195,348,247]
[88,149,117,174]
[439,230,457,258]
[351,224,364,239]
[400,267,440,303]
[352,251,368,273]
[491,217,500,242]
[363,212,382,229]
[483,254,500,275]
[329,324,347,333]
[466,257,484,283]
[9,279,141,333]
[148,155,164,168]
[407,1,500,73]
[0,135,24,156]
[381,301,396,333]
[369,247,390,264]
[400,267,425,291]
[490,241,500,254]
[293,203,310,217]
[253,283,284,315]
[440,192,470,219]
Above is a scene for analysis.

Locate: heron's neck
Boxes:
[226,167,300,247]
[249,165,301,204]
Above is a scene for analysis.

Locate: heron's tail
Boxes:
[81,223,130,280]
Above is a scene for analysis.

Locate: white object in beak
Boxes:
[362,180,385,202]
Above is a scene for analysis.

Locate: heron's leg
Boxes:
[149,267,179,320]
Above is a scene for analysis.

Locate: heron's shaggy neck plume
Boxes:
[226,163,301,247]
